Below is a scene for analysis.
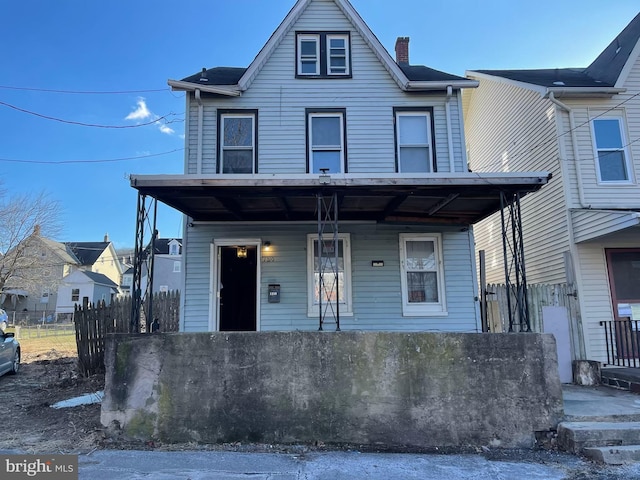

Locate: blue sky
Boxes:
[1,0,638,249]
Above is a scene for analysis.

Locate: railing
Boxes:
[600,318,640,368]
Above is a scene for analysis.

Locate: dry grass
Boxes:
[6,327,78,361]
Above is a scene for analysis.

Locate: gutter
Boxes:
[547,87,626,98]
[445,85,455,172]
[406,80,479,91]
[546,91,588,208]
[195,89,203,174]
[168,79,242,97]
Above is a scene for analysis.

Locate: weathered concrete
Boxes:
[101,332,563,449]
[573,360,601,386]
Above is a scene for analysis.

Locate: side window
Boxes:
[173,261,181,273]
[326,34,349,75]
[218,111,257,174]
[307,110,346,173]
[307,233,352,316]
[395,109,435,173]
[592,117,632,183]
[399,234,447,316]
[71,289,80,302]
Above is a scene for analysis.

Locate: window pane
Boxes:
[407,272,438,303]
[399,115,428,144]
[594,119,623,149]
[222,150,253,173]
[301,61,317,74]
[400,147,430,172]
[300,40,317,57]
[312,116,341,146]
[599,151,628,181]
[313,151,341,173]
[330,57,346,68]
[223,117,252,147]
[329,38,345,49]
[609,251,640,300]
[313,240,345,304]
[406,241,436,270]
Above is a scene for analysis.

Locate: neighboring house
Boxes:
[64,234,123,287]
[55,270,120,314]
[0,229,124,320]
[141,238,183,294]
[0,226,78,318]
[121,266,133,296]
[463,12,640,363]
[130,0,548,333]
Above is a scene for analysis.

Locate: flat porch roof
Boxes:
[130,172,551,225]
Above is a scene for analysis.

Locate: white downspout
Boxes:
[547,91,588,208]
[195,89,204,174]
[445,85,456,172]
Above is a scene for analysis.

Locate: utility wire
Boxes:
[0,85,169,95]
[0,100,179,129]
[0,149,184,165]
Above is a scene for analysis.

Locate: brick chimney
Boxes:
[104,232,109,242]
[33,224,41,236]
[395,37,410,64]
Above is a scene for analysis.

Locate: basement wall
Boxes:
[101,332,563,449]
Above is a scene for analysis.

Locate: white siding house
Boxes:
[464,12,640,363]
[131,0,548,333]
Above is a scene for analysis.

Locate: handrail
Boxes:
[600,318,640,368]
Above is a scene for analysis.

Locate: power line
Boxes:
[0,149,184,165]
[0,85,170,95]
[0,100,180,129]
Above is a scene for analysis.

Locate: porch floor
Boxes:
[563,383,640,422]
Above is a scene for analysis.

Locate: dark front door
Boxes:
[219,246,257,331]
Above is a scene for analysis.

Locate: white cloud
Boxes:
[125,97,176,136]
[158,124,175,135]
[125,98,151,120]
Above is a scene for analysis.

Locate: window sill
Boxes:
[402,310,449,317]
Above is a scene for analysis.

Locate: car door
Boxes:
[0,333,11,375]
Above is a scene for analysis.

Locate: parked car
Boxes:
[0,310,20,376]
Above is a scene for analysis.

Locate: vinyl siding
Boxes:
[182,223,480,333]
[464,76,570,284]
[185,0,467,175]
[577,236,640,362]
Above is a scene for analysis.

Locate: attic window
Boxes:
[296,32,351,78]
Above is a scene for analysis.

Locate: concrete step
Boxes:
[557,421,640,454]
[583,445,640,465]
[601,368,640,394]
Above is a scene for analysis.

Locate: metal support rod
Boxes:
[316,191,340,331]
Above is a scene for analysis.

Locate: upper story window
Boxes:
[395,108,435,173]
[218,110,258,174]
[592,117,632,183]
[307,109,346,173]
[296,32,351,78]
[173,261,181,273]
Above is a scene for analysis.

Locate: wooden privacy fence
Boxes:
[74,291,180,376]
[485,283,581,334]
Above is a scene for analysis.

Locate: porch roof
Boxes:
[130,173,551,225]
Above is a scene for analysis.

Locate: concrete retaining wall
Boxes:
[101,332,563,449]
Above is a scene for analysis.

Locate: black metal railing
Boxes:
[601,318,640,368]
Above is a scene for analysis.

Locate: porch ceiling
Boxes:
[130,173,551,225]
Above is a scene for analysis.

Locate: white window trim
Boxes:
[308,112,345,173]
[220,113,256,174]
[173,261,181,273]
[326,34,350,76]
[297,34,320,76]
[307,233,353,317]
[399,233,447,317]
[396,111,434,173]
[591,115,634,184]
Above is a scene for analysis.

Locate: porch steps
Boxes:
[557,421,640,465]
[601,368,640,394]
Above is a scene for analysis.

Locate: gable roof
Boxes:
[467,12,640,96]
[82,271,119,288]
[144,238,182,255]
[37,237,79,265]
[64,242,109,266]
[169,0,477,95]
